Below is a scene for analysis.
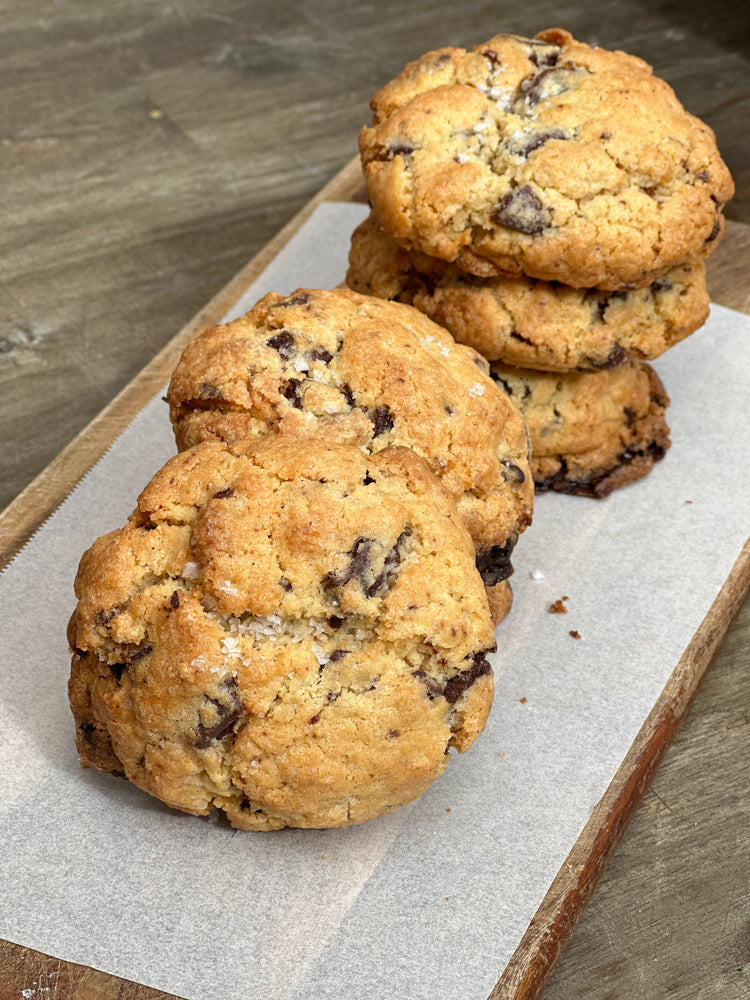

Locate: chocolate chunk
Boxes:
[340,382,356,407]
[386,729,400,738]
[365,528,411,598]
[475,535,517,587]
[706,216,722,243]
[442,652,493,705]
[279,576,293,592]
[584,342,627,370]
[696,169,710,182]
[519,66,577,106]
[324,530,410,598]
[327,615,345,629]
[500,458,526,485]
[169,590,180,609]
[527,43,560,68]
[280,377,303,408]
[412,669,444,700]
[267,331,296,360]
[369,405,394,437]
[481,48,501,69]
[214,487,236,500]
[308,347,333,364]
[193,678,244,749]
[328,649,349,662]
[490,186,551,236]
[279,293,311,307]
[199,382,224,399]
[384,142,414,159]
[509,127,567,158]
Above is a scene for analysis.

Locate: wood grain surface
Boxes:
[2,2,749,998]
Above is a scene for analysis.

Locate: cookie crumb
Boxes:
[520,696,528,704]
[684,500,693,504]
[445,807,451,813]
[569,630,581,639]
[321,854,327,860]
[549,596,569,613]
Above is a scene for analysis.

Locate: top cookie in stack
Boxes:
[351,28,733,497]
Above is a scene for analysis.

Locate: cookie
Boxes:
[347,213,710,372]
[167,287,533,614]
[68,436,497,831]
[359,28,733,289]
[490,360,670,497]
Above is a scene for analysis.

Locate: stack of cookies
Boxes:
[68,288,533,830]
[351,27,733,497]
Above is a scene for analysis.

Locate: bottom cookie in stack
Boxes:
[68,436,498,831]
[490,361,671,498]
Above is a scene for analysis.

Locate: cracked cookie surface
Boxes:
[359,28,733,289]
[491,360,670,497]
[68,436,497,830]
[167,287,533,615]
[347,213,710,371]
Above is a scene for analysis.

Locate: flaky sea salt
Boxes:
[468,383,486,397]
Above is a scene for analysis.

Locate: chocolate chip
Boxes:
[475,535,517,587]
[213,487,236,499]
[280,377,303,408]
[308,347,333,364]
[363,471,375,485]
[328,649,349,662]
[696,169,710,182]
[199,382,223,399]
[650,277,672,293]
[279,576,293,592]
[369,405,394,437]
[481,48,501,69]
[327,615,345,629]
[442,653,493,705]
[309,713,321,725]
[266,331,296,359]
[169,590,180,609]
[490,185,551,235]
[386,729,400,738]
[193,678,244,749]
[384,142,414,159]
[323,538,373,591]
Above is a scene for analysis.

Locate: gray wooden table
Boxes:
[2,2,748,998]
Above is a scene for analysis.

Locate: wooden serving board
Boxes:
[2,156,749,1000]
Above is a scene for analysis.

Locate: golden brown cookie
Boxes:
[167,287,533,614]
[491,360,671,497]
[359,28,733,289]
[68,436,497,830]
[346,213,710,371]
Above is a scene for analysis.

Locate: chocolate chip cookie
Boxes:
[167,287,533,617]
[68,436,497,830]
[347,213,710,371]
[491,360,671,497]
[359,28,733,289]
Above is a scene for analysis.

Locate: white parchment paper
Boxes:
[1,202,749,1000]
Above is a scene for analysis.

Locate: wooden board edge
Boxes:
[488,536,750,1000]
[0,155,365,572]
